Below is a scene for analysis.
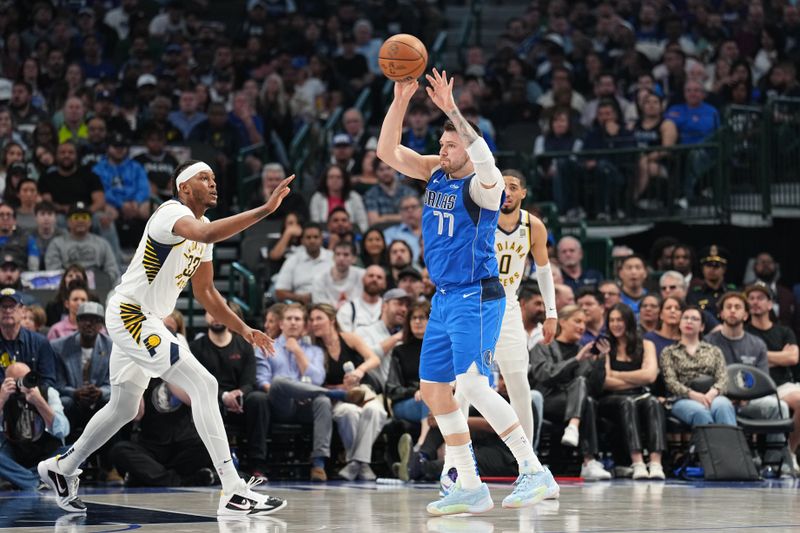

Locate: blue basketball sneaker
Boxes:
[501,470,549,509]
[543,466,560,500]
[427,483,494,516]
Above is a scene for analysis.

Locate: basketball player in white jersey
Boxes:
[38,160,293,518]
[444,170,560,500]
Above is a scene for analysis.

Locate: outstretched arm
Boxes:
[529,214,557,343]
[173,175,294,244]
[376,81,439,181]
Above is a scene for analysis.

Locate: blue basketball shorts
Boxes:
[419,277,505,383]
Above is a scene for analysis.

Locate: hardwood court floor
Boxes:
[1,478,799,532]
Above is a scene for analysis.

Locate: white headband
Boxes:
[175,162,213,187]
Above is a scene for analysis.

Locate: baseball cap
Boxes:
[108,131,129,147]
[0,254,20,269]
[744,282,774,300]
[383,288,411,302]
[68,202,92,217]
[0,287,23,304]
[248,0,267,10]
[95,89,113,101]
[332,133,353,147]
[77,301,105,319]
[397,267,422,281]
[137,73,158,88]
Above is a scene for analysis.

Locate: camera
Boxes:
[15,371,39,391]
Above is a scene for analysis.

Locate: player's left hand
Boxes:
[245,328,275,355]
[425,68,456,114]
[264,174,295,215]
[541,317,557,345]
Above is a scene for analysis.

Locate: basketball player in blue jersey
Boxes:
[377,69,550,515]
[38,161,293,518]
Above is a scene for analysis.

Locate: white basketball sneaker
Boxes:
[37,456,86,514]
[217,477,287,518]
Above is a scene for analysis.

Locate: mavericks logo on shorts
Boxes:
[482,349,494,367]
[144,334,162,356]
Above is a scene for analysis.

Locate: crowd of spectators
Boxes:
[2,0,800,489]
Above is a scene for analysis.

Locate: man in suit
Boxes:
[51,301,111,439]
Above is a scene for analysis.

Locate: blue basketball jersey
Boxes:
[422,167,502,287]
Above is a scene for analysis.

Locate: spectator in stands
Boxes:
[46,284,89,341]
[356,288,409,389]
[329,133,359,174]
[0,144,25,196]
[632,91,678,205]
[337,265,387,333]
[557,236,603,293]
[40,141,102,216]
[255,303,332,482]
[670,244,695,287]
[2,163,28,208]
[274,223,333,304]
[687,245,737,312]
[267,212,303,271]
[30,202,62,271]
[334,32,373,100]
[536,66,586,115]
[533,108,583,218]
[0,256,36,306]
[0,288,57,388]
[261,304,286,341]
[402,103,439,155]
[44,265,87,326]
[110,378,215,487]
[577,288,605,345]
[191,306,269,480]
[310,164,368,233]
[519,283,546,350]
[133,127,178,203]
[359,227,390,269]
[387,300,431,451]
[252,163,309,221]
[581,99,634,220]
[555,283,576,310]
[58,96,88,145]
[396,268,424,301]
[92,132,150,247]
[661,306,736,427]
[665,80,720,208]
[168,89,207,140]
[324,207,356,250]
[188,102,240,187]
[581,72,638,128]
[530,305,611,480]
[12,178,40,233]
[598,280,621,312]
[141,96,183,144]
[644,296,683,358]
[386,239,414,288]
[649,237,679,273]
[45,202,119,282]
[9,81,48,147]
[0,361,68,491]
[706,292,790,465]
[618,255,648,317]
[340,108,377,166]
[638,294,661,333]
[308,303,385,481]
[228,90,264,150]
[600,303,666,480]
[0,202,35,269]
[383,195,423,264]
[745,284,800,472]
[51,301,110,439]
[747,252,796,328]
[311,241,364,308]
[364,159,417,227]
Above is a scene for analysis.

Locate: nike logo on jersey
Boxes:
[432,179,440,183]
[450,184,459,189]
[463,291,479,298]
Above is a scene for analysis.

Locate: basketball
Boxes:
[378,34,428,82]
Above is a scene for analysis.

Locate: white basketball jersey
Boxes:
[495,209,532,301]
[115,200,213,319]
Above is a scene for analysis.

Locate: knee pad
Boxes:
[455,372,519,433]
[454,372,491,406]
[434,409,469,437]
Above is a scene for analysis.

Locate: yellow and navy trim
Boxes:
[143,236,182,283]
[120,303,146,344]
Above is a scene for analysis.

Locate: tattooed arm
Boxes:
[426,68,503,208]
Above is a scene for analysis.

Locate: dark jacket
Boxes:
[0,327,57,388]
[385,338,422,405]
[529,340,606,398]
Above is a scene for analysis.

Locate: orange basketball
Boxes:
[378,34,428,82]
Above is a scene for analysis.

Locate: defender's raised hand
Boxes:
[425,68,456,113]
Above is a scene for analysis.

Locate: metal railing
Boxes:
[229,261,260,319]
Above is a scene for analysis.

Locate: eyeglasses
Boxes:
[68,213,91,222]
[600,291,619,298]
[0,212,14,219]
[660,285,678,290]
[0,304,19,311]
[680,315,702,322]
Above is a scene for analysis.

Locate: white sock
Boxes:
[449,442,482,490]
[502,425,542,474]
[217,461,242,494]
[441,444,454,477]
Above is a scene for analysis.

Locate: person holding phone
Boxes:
[530,305,611,480]
[600,304,667,480]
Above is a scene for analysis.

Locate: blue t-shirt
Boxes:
[422,168,501,287]
[665,102,720,145]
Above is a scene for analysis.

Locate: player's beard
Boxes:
[500,199,520,214]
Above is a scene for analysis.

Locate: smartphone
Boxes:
[236,394,243,407]
[589,334,608,355]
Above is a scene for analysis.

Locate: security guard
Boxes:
[687,244,738,313]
